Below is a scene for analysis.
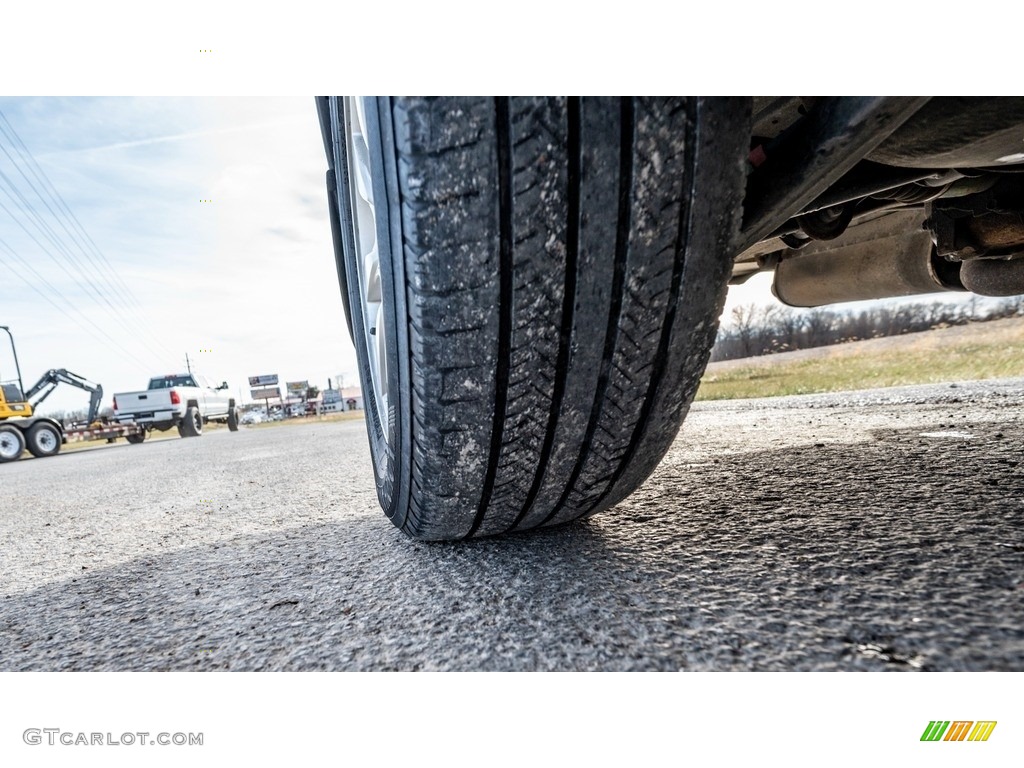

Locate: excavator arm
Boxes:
[25,369,104,424]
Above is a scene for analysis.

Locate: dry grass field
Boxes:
[698,316,1024,400]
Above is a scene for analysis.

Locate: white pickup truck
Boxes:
[113,373,239,442]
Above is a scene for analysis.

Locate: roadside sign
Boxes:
[250,387,280,400]
[322,388,341,404]
[248,374,278,386]
[286,380,309,397]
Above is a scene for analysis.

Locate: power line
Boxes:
[0,193,152,347]
[0,144,138,314]
[0,169,132,319]
[0,111,180,354]
[0,119,180,360]
[0,111,150,313]
[0,236,163,372]
[0,109,184,362]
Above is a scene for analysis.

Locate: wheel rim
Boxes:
[35,428,57,453]
[345,97,391,447]
[0,431,20,459]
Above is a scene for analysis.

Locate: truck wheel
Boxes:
[180,407,202,437]
[0,425,26,462]
[227,406,239,432]
[325,97,750,540]
[26,422,61,458]
[126,431,146,444]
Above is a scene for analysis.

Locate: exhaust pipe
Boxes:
[772,210,963,307]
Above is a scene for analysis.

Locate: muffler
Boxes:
[772,209,963,307]
[959,257,1024,296]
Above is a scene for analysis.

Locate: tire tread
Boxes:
[378,96,750,539]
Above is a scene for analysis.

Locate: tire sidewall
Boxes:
[0,426,25,461]
[27,422,61,457]
[180,407,202,437]
[334,97,410,524]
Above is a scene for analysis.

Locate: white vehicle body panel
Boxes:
[113,374,232,428]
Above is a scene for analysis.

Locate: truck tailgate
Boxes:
[114,390,177,422]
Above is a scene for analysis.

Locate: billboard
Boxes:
[322,388,341,404]
[286,380,309,397]
[250,387,280,400]
[248,374,278,387]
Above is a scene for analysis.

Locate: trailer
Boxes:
[0,325,134,462]
[63,420,145,445]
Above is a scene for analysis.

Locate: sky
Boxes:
[0,97,358,416]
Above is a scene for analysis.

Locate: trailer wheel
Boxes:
[180,407,202,437]
[126,431,146,444]
[26,422,61,458]
[227,406,239,432]
[325,96,750,540]
[0,425,26,462]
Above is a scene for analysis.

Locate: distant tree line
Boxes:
[710,295,1024,362]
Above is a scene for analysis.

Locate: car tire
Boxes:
[180,407,202,437]
[227,406,239,432]
[0,424,26,462]
[126,431,146,444]
[25,421,61,458]
[324,96,750,540]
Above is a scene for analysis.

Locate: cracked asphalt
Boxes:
[1,378,1022,671]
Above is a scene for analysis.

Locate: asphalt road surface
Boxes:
[1,379,1022,671]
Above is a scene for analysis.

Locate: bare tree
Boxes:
[775,308,804,351]
[803,308,836,347]
[730,304,758,358]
